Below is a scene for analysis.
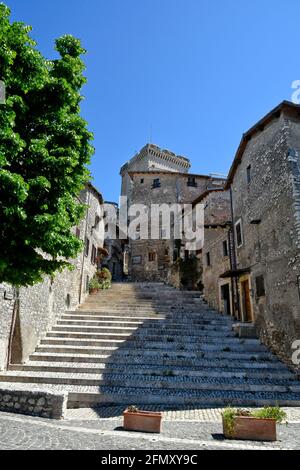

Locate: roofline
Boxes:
[120,143,191,175]
[86,182,103,204]
[128,171,226,180]
[192,188,226,208]
[225,100,300,189]
[204,221,232,229]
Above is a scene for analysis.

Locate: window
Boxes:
[187,176,197,187]
[160,228,167,239]
[206,252,211,266]
[256,275,266,298]
[94,215,100,229]
[152,178,161,189]
[132,256,142,265]
[85,237,90,257]
[223,240,228,257]
[91,245,97,265]
[247,165,251,184]
[148,252,156,262]
[86,276,89,292]
[134,223,140,240]
[75,227,81,239]
[235,220,243,247]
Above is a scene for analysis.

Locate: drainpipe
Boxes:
[78,190,91,305]
[229,187,241,320]
[6,287,19,369]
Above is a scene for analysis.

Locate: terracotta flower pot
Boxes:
[89,288,99,295]
[123,409,162,433]
[222,416,277,442]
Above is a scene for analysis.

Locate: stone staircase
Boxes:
[1,282,300,408]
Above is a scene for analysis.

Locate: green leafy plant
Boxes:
[0,4,94,286]
[97,267,112,281]
[176,255,202,290]
[96,268,112,289]
[99,279,111,290]
[127,405,139,413]
[88,278,101,291]
[252,406,287,423]
[163,370,175,377]
[222,407,287,438]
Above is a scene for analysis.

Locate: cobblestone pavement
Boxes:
[67,405,300,423]
[0,409,300,450]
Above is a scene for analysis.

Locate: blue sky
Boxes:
[5,0,300,201]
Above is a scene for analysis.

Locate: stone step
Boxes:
[40,337,265,351]
[79,306,163,313]
[79,300,207,306]
[0,281,295,410]
[0,381,299,407]
[1,371,299,393]
[61,312,166,322]
[53,325,139,334]
[29,352,284,368]
[10,362,296,380]
[87,297,203,303]
[67,387,300,408]
[48,329,237,340]
[57,319,233,331]
[80,306,210,313]
[35,343,268,356]
[65,312,234,324]
[58,319,144,327]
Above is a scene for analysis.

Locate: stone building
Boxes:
[120,143,225,283]
[102,201,126,281]
[0,183,104,371]
[200,190,232,313]
[224,101,300,365]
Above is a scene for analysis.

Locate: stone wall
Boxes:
[231,110,300,365]
[0,184,104,370]
[202,191,232,311]
[0,387,67,419]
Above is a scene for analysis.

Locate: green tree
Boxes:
[0,3,94,286]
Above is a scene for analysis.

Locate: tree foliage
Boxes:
[0,3,94,286]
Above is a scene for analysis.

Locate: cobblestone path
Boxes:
[0,409,300,450]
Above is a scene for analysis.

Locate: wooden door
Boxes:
[241,279,252,322]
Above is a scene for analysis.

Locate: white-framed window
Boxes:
[235,219,243,248]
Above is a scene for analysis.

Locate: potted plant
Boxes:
[96,268,112,290]
[123,406,162,433]
[222,406,287,442]
[88,277,101,295]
